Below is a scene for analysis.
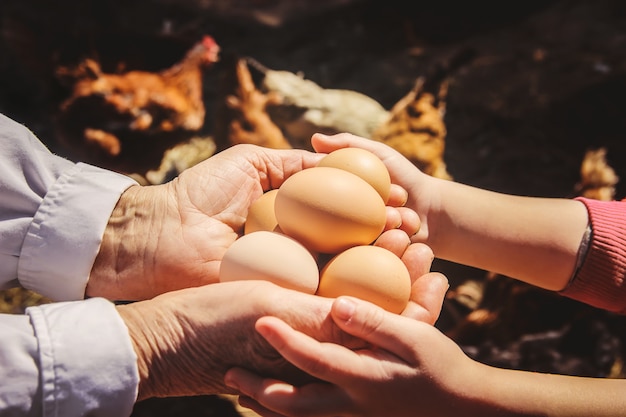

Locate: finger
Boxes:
[251,146,326,191]
[237,381,348,417]
[401,242,435,283]
[238,395,290,417]
[310,132,356,154]
[396,206,421,237]
[311,133,420,185]
[225,367,284,400]
[373,229,410,258]
[384,205,420,234]
[374,234,444,322]
[311,134,413,207]
[331,297,422,361]
[402,272,449,324]
[384,207,403,231]
[386,184,408,207]
[311,132,389,157]
[253,316,375,387]
[398,243,446,324]
[225,368,299,417]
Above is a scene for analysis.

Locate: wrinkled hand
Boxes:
[225,294,471,417]
[88,143,419,301]
[88,144,322,300]
[116,280,335,400]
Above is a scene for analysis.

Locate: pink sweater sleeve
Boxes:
[559,197,626,314]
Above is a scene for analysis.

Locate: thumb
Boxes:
[331,296,423,361]
[310,132,353,154]
[402,272,449,324]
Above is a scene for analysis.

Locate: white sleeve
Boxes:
[0,113,137,301]
[0,297,139,417]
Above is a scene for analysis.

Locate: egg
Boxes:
[317,147,391,203]
[274,166,386,254]
[244,189,279,234]
[316,245,411,313]
[219,230,319,294]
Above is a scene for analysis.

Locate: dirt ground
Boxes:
[2,0,626,415]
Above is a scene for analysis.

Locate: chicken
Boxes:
[371,76,452,180]
[254,60,389,150]
[371,50,477,181]
[213,57,291,152]
[55,35,220,174]
[256,56,463,180]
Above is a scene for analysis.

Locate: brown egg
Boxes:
[275,166,386,254]
[317,148,391,203]
[245,189,279,234]
[220,231,319,294]
[317,245,411,313]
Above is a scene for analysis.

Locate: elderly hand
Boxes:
[87,143,420,301]
[116,280,335,400]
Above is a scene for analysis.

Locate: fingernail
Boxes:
[315,133,330,139]
[400,190,408,206]
[334,297,356,321]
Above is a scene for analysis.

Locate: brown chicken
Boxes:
[213,57,291,152]
[55,35,220,173]
[371,50,476,181]
[258,63,390,150]
[371,76,452,181]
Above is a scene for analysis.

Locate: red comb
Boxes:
[202,36,218,50]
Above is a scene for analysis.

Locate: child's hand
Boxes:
[225,295,474,417]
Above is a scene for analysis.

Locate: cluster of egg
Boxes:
[219,148,411,313]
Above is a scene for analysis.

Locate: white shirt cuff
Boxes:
[27,297,139,417]
[18,163,137,301]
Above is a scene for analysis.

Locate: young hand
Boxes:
[311,133,434,243]
[373,228,448,324]
[311,132,590,291]
[224,295,476,417]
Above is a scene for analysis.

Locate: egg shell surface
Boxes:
[317,245,411,313]
[274,166,386,254]
[220,231,319,294]
[317,147,391,203]
[244,189,279,234]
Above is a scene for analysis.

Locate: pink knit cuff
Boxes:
[559,197,626,314]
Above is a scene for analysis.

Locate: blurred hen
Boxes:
[254,60,389,151]
[55,36,220,175]
[257,55,468,180]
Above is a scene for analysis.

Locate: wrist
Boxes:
[116,302,160,401]
[87,184,166,300]
[452,361,531,417]
[410,174,446,247]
